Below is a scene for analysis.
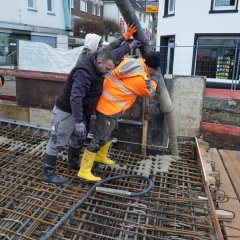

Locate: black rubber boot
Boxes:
[68,147,82,171]
[43,153,68,185]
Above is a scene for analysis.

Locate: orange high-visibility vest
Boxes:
[96,57,157,116]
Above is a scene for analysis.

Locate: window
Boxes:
[80,0,87,12]
[139,12,142,21]
[210,0,238,12]
[164,0,175,16]
[70,0,74,8]
[0,33,10,66]
[28,0,36,10]
[194,37,240,81]
[92,4,97,15]
[168,0,175,14]
[47,0,54,12]
[31,35,57,48]
[159,36,175,75]
[143,14,146,23]
[97,5,101,16]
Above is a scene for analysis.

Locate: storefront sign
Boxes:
[146,0,158,13]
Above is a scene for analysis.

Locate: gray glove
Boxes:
[152,67,162,78]
[74,122,87,139]
[151,67,162,85]
[128,40,142,49]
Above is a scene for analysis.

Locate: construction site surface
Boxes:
[0,67,240,240]
[0,121,225,239]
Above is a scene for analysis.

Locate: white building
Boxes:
[0,0,71,66]
[103,0,153,42]
[156,0,240,83]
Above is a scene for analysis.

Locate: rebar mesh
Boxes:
[0,122,218,239]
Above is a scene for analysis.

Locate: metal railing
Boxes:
[0,36,239,89]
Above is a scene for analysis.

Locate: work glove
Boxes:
[123,24,137,40]
[74,122,87,139]
[151,67,162,85]
[128,40,142,49]
[153,67,162,78]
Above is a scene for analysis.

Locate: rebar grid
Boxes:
[0,123,217,240]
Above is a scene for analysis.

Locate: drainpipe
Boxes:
[115,0,179,156]
[62,0,72,30]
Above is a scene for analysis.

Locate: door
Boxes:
[166,38,175,74]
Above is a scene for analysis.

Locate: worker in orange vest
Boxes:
[77,52,161,181]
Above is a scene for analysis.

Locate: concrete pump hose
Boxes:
[39,174,153,240]
[156,74,173,114]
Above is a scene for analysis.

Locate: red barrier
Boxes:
[0,95,16,102]
[205,89,240,100]
[201,122,240,136]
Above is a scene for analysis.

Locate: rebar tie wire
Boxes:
[39,174,153,240]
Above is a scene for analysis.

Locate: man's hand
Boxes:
[152,67,162,78]
[123,24,137,40]
[151,67,162,85]
[74,122,87,139]
[128,40,142,49]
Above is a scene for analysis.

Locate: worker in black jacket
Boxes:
[43,40,141,185]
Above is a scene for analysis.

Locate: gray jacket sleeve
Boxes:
[99,36,125,52]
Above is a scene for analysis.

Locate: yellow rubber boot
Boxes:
[95,141,115,165]
[77,149,102,181]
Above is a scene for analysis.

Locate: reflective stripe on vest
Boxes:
[102,90,128,109]
[109,75,136,96]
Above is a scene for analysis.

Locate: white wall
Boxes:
[156,0,240,75]
[0,0,66,30]
[157,0,240,46]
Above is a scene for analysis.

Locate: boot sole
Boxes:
[95,161,115,165]
[77,176,101,182]
[42,180,69,186]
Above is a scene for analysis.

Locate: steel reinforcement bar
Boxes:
[0,120,220,239]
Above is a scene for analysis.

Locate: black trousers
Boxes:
[87,111,118,152]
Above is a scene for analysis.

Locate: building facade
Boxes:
[0,0,71,66]
[103,0,153,43]
[69,0,103,46]
[157,0,240,84]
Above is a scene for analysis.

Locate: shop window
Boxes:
[80,0,87,12]
[195,38,240,80]
[0,33,10,66]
